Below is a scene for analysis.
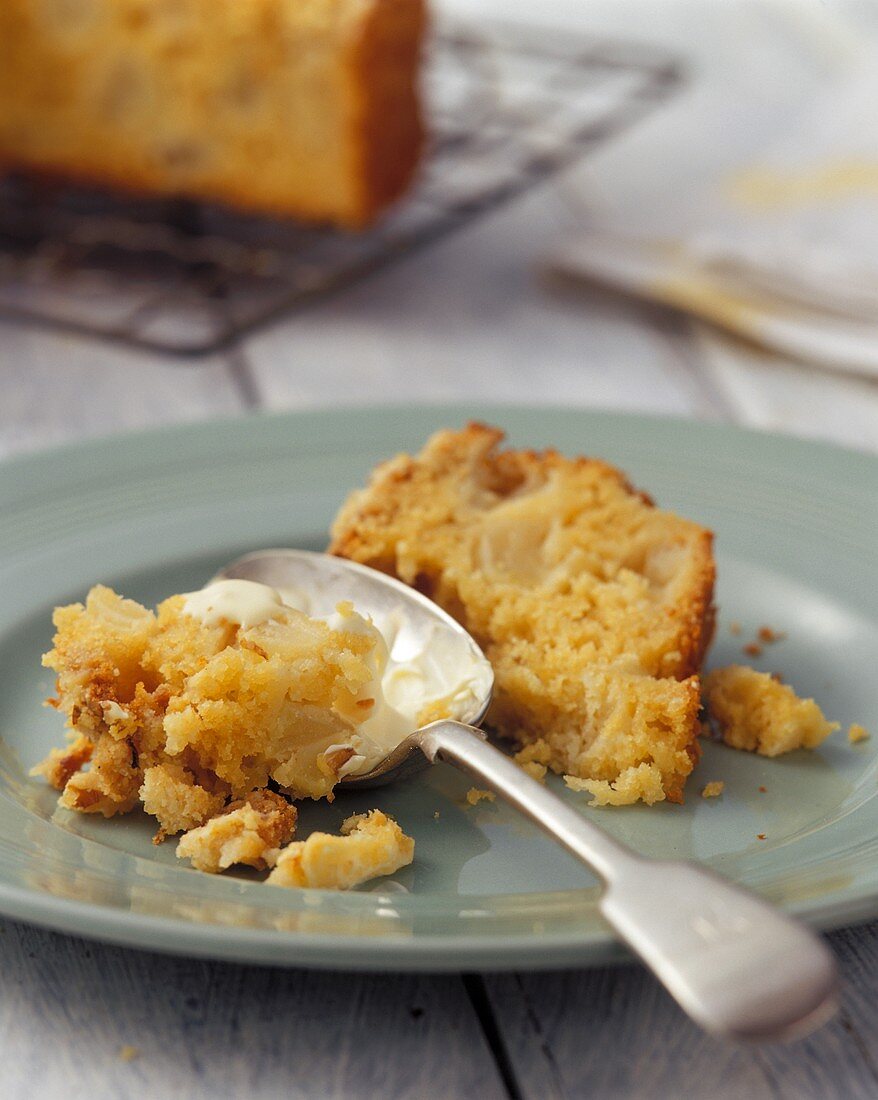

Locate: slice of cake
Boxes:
[330,423,716,804]
[267,809,414,888]
[704,665,838,756]
[36,581,393,836]
[0,0,425,227]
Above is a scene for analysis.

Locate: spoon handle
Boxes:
[416,719,838,1042]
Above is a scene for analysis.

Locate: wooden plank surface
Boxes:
[0,920,508,1100]
[0,323,246,458]
[241,189,704,419]
[484,922,878,1100]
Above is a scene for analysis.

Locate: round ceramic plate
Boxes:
[0,406,875,971]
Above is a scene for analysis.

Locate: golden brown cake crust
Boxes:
[330,423,717,804]
[0,0,425,227]
[348,0,427,223]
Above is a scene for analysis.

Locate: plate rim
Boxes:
[2,401,877,486]
[2,876,877,973]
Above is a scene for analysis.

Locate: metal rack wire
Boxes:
[0,23,682,356]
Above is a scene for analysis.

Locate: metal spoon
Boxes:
[219,549,837,1042]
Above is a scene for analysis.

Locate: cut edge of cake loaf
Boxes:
[329,423,716,804]
[0,0,426,228]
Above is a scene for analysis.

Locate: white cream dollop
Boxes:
[181,579,287,630]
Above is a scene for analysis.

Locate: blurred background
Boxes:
[1,0,877,455]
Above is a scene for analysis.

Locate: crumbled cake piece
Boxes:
[177,790,297,873]
[513,741,549,784]
[330,424,716,805]
[520,762,547,783]
[564,763,667,806]
[757,626,785,644]
[465,787,496,806]
[701,781,725,798]
[704,665,838,757]
[141,762,227,842]
[743,642,763,658]
[848,724,870,744]
[59,731,142,818]
[514,740,551,766]
[37,584,386,834]
[29,734,92,791]
[729,621,742,636]
[267,810,414,889]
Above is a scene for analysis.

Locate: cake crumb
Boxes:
[704,665,838,757]
[563,764,666,806]
[729,621,742,636]
[433,810,440,820]
[758,785,767,793]
[30,734,93,791]
[520,761,547,784]
[848,723,870,744]
[756,833,766,841]
[701,781,724,799]
[118,1046,140,1062]
[742,642,763,658]
[757,626,786,644]
[513,743,550,784]
[466,787,496,806]
[267,810,414,890]
[177,790,296,874]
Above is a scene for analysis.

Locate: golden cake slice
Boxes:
[267,809,414,888]
[37,582,392,836]
[330,423,716,804]
[704,665,838,757]
[0,0,425,227]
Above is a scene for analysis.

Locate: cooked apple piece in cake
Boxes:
[36,581,393,836]
[330,423,716,804]
[704,665,838,757]
[267,809,414,889]
[177,790,297,873]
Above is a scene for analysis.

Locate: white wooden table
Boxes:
[2,2,877,1096]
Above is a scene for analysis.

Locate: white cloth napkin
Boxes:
[553,47,878,379]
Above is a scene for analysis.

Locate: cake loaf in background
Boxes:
[0,0,426,228]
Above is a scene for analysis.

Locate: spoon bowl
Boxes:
[217,549,493,787]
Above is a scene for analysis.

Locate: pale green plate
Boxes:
[0,406,875,971]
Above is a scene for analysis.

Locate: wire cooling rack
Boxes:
[0,23,681,356]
